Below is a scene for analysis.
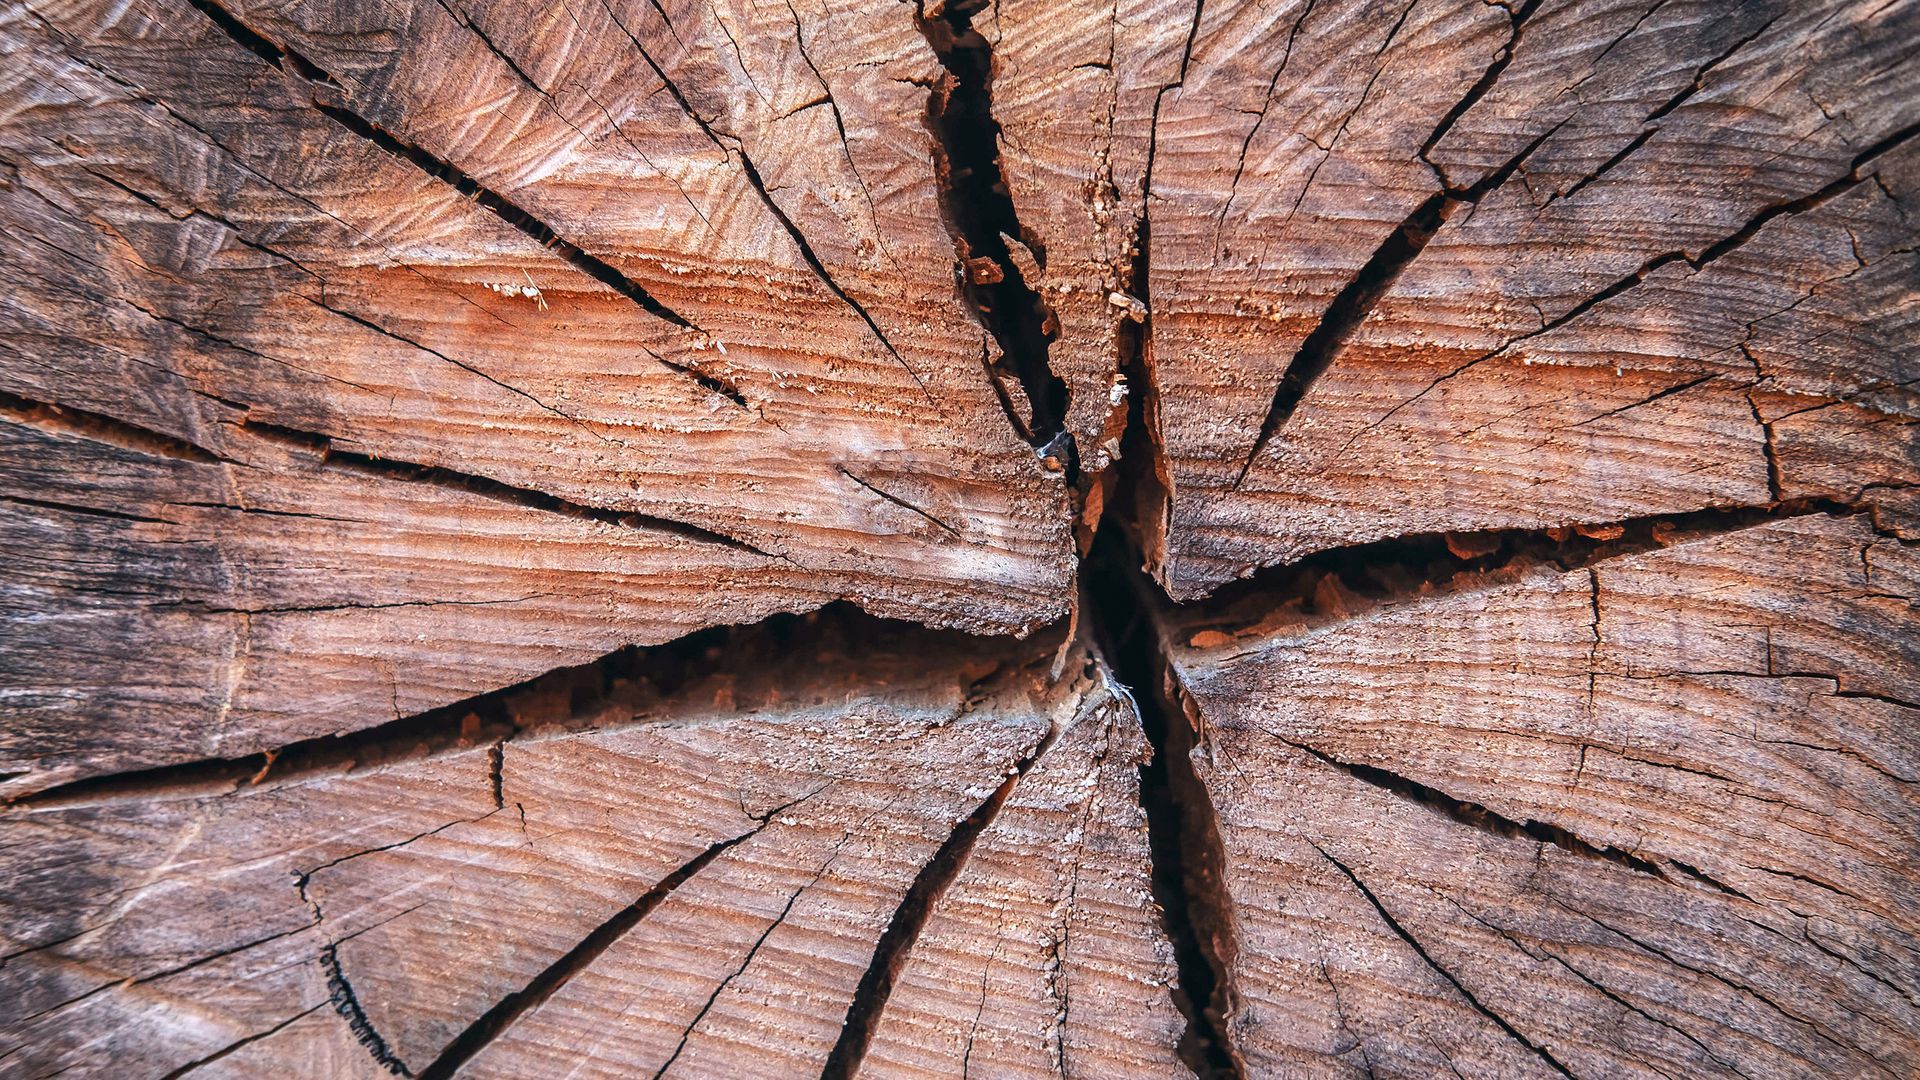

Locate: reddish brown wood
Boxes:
[2,0,1915,1076]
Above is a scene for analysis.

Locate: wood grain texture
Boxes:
[1164,513,1920,1076]
[1147,0,1919,596]
[3,616,1178,1077]
[4,0,1917,1074]
[0,0,1097,792]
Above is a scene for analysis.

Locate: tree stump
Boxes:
[2,0,1915,1076]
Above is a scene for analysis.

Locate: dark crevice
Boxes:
[1110,214,1172,567]
[177,0,339,87]
[4,605,1011,809]
[1287,742,1668,877]
[1236,189,1449,484]
[1081,72,1241,1072]
[1082,528,1244,1079]
[2,387,223,464]
[915,0,1070,458]
[415,802,801,1080]
[487,740,505,810]
[1179,498,1870,643]
[1667,858,1756,902]
[819,750,1044,1079]
[239,420,780,558]
[180,0,698,335]
[322,943,412,1076]
[1750,394,1787,502]
[5,608,886,808]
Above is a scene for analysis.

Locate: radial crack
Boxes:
[594,0,933,402]
[818,743,1049,1079]
[1082,527,1245,1079]
[1237,118,1567,485]
[1180,499,1864,645]
[3,612,758,808]
[178,0,699,335]
[414,796,810,1079]
[240,419,781,558]
[914,0,1070,453]
[1355,118,1920,445]
[1312,843,1576,1077]
[157,1004,326,1080]
[1,387,223,464]
[1282,739,1669,878]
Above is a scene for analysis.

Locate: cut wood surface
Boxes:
[1162,512,1920,1076]
[1,0,1915,1076]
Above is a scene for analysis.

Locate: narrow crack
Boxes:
[818,745,1048,1079]
[839,467,965,540]
[915,0,1070,458]
[237,420,780,558]
[415,797,808,1079]
[297,294,626,433]
[1284,741,1668,877]
[593,0,933,403]
[157,1004,326,1080]
[1237,117,1565,485]
[0,492,170,525]
[1417,0,1545,182]
[4,368,761,547]
[1312,843,1576,1077]
[179,0,701,338]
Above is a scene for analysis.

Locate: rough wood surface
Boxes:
[3,0,1916,1076]
[5,615,1185,1076]
[1147,0,1918,596]
[1162,513,1920,1076]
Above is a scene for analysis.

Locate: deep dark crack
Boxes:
[1082,528,1245,1079]
[916,0,1070,458]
